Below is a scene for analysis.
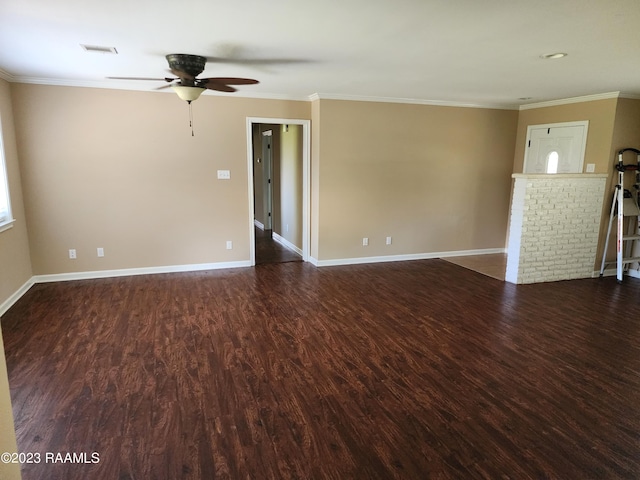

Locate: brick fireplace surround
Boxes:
[506,174,608,284]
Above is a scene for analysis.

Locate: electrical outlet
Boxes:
[362,237,369,246]
[69,249,77,259]
[226,240,233,250]
[97,247,104,257]
[386,236,392,245]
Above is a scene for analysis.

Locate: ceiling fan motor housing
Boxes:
[166,54,206,77]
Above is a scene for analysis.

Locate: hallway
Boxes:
[254,227,302,265]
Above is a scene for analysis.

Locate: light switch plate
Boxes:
[585,163,595,173]
[217,170,231,180]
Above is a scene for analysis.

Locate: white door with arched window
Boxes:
[523,121,588,174]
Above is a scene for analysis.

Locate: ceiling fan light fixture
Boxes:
[171,85,206,102]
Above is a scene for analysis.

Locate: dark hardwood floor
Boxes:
[2,259,640,479]
[255,227,302,265]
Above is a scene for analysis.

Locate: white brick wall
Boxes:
[506,174,608,284]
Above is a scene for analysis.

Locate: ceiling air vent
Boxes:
[80,44,118,54]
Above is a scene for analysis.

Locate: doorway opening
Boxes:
[246,118,311,266]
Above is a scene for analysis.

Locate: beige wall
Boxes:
[0,79,26,480]
[314,99,518,261]
[512,98,618,175]
[278,124,303,248]
[12,84,310,274]
[5,85,632,279]
[610,98,640,151]
[0,80,32,304]
[599,97,640,265]
[310,99,321,259]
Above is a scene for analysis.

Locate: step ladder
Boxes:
[600,148,640,282]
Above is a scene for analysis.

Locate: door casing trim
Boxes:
[246,117,311,266]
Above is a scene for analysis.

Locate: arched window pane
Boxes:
[546,151,559,174]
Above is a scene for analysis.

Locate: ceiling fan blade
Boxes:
[200,77,259,85]
[108,76,175,82]
[205,56,309,66]
[155,83,174,90]
[204,83,237,93]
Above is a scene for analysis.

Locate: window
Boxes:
[0,117,13,232]
[546,150,559,174]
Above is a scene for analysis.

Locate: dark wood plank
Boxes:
[2,260,640,479]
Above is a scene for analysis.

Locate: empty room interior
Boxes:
[1,1,640,479]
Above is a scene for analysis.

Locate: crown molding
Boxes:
[10,75,161,91]
[308,92,518,110]
[519,91,620,110]
[8,76,518,108]
[10,75,201,93]
[6,74,631,110]
[0,69,15,82]
[219,91,311,102]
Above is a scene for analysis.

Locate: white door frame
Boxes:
[246,117,311,266]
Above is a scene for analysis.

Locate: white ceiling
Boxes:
[1,0,639,109]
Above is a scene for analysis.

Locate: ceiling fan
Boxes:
[109,53,259,103]
[109,53,260,135]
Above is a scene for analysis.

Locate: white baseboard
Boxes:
[272,232,303,256]
[33,261,252,284]
[0,278,35,318]
[0,261,251,318]
[312,248,506,267]
[254,219,264,230]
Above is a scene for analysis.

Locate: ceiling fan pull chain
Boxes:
[188,100,194,136]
